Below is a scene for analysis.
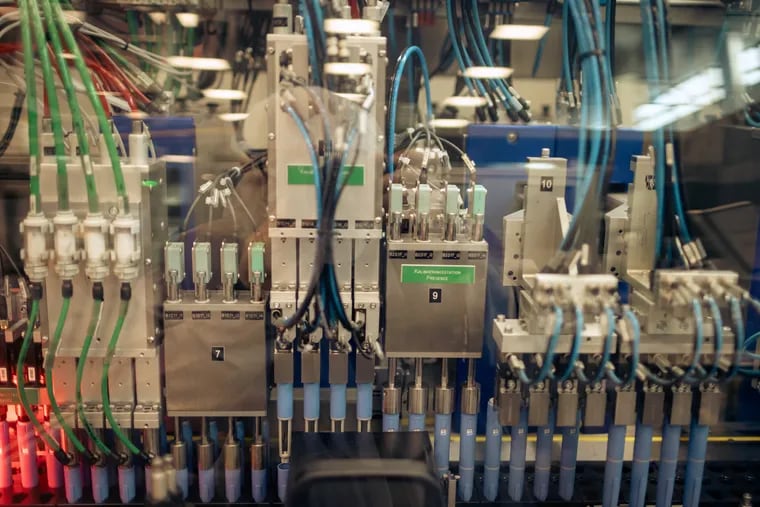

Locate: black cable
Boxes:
[0,92,23,157]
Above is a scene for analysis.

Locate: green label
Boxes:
[400,264,476,284]
[287,165,365,186]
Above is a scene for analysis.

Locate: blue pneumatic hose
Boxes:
[182,421,194,470]
[383,413,400,432]
[434,413,452,476]
[278,463,290,503]
[559,422,580,501]
[630,422,654,507]
[508,407,528,501]
[484,399,502,501]
[603,424,626,507]
[208,420,219,458]
[357,383,372,424]
[656,423,682,507]
[458,413,477,501]
[330,384,347,426]
[278,383,294,420]
[534,410,555,501]
[64,465,83,504]
[683,422,709,507]
[91,465,109,504]
[304,383,320,426]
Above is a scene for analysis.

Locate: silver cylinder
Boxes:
[460,385,480,415]
[434,387,455,414]
[194,274,208,303]
[408,386,428,414]
[417,213,430,241]
[223,272,236,303]
[143,428,160,458]
[251,441,265,471]
[272,1,293,34]
[471,214,484,242]
[172,440,187,470]
[383,386,402,414]
[251,272,263,302]
[390,211,402,241]
[444,213,456,241]
[164,456,179,495]
[224,442,240,471]
[167,270,180,302]
[150,457,168,503]
[197,441,214,471]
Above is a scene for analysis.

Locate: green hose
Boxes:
[76,298,113,458]
[39,0,100,215]
[29,0,69,211]
[102,297,142,457]
[18,0,41,213]
[46,296,89,456]
[50,0,130,215]
[17,299,63,454]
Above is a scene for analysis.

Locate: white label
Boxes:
[27,367,36,382]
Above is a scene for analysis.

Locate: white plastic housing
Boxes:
[20,213,51,282]
[110,214,141,281]
[82,213,110,281]
[52,211,80,279]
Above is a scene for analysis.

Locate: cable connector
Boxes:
[52,211,80,280]
[110,214,141,281]
[20,213,51,283]
[82,213,110,281]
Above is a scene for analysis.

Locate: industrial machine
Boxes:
[0,0,759,506]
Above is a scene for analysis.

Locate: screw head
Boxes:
[507,132,518,144]
[267,47,274,54]
[147,336,155,345]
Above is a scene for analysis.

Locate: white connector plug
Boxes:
[110,213,141,281]
[82,213,110,281]
[20,213,51,282]
[52,211,80,280]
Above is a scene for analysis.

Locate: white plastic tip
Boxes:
[462,66,514,79]
[202,88,247,101]
[125,111,149,120]
[490,24,550,41]
[167,56,231,71]
[176,12,200,28]
[161,155,196,164]
[323,62,372,76]
[443,95,488,108]
[429,118,471,129]
[147,12,168,25]
[218,112,250,123]
[323,18,379,35]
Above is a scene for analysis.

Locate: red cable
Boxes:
[87,60,138,111]
[81,35,150,106]
[348,0,360,18]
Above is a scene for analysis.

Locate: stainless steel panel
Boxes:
[163,293,267,416]
[528,387,551,426]
[613,387,637,426]
[385,241,488,358]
